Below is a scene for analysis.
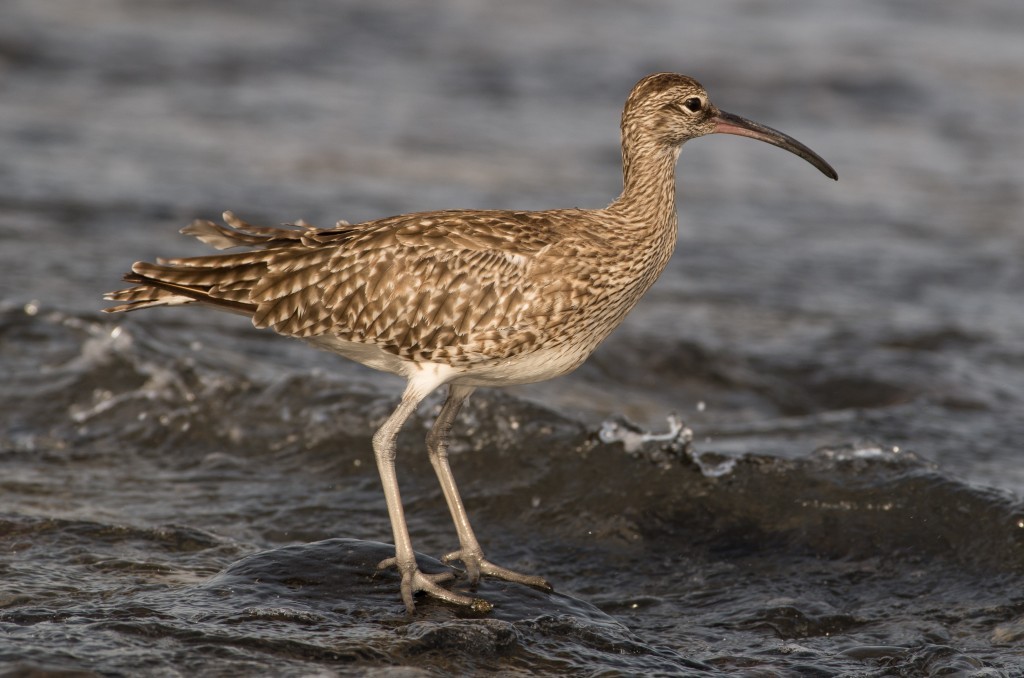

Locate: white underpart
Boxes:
[306,334,593,388]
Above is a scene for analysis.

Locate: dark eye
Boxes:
[682,97,703,113]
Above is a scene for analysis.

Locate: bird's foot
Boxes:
[441,549,553,592]
[376,556,493,614]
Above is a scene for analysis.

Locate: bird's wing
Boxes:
[112,210,610,365]
[250,209,608,364]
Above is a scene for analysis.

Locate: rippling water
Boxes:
[3,1,1024,675]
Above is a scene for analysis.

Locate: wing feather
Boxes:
[105,208,612,364]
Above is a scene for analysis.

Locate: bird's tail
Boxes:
[103,211,317,315]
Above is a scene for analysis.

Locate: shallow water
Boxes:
[3,0,1024,675]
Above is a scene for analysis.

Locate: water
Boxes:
[2,0,1024,675]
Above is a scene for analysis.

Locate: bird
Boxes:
[105,72,837,614]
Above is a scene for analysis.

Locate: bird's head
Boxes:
[622,72,837,180]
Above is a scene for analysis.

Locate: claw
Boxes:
[441,550,482,584]
[376,557,492,614]
[442,549,553,592]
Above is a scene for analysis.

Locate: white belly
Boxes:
[304,333,595,388]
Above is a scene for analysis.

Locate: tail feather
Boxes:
[103,212,304,316]
[180,211,315,250]
[104,271,258,315]
[102,281,196,313]
[132,259,268,287]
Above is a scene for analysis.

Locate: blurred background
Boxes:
[2,1,1023,674]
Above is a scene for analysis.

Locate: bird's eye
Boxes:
[682,97,703,113]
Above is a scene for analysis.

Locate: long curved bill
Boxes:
[714,110,838,180]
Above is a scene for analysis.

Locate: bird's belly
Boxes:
[447,341,596,387]
[304,331,597,388]
[304,334,411,376]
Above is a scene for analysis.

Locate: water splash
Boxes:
[597,414,738,477]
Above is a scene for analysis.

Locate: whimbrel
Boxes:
[105,73,837,613]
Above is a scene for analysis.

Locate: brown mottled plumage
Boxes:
[105,73,836,613]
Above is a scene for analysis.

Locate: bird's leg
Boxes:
[373,381,492,614]
[427,385,553,593]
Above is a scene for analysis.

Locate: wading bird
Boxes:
[106,73,837,613]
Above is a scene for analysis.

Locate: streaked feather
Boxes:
[104,206,668,369]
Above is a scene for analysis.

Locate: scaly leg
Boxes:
[427,384,552,592]
[373,380,491,613]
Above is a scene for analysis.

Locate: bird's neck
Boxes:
[609,137,681,235]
